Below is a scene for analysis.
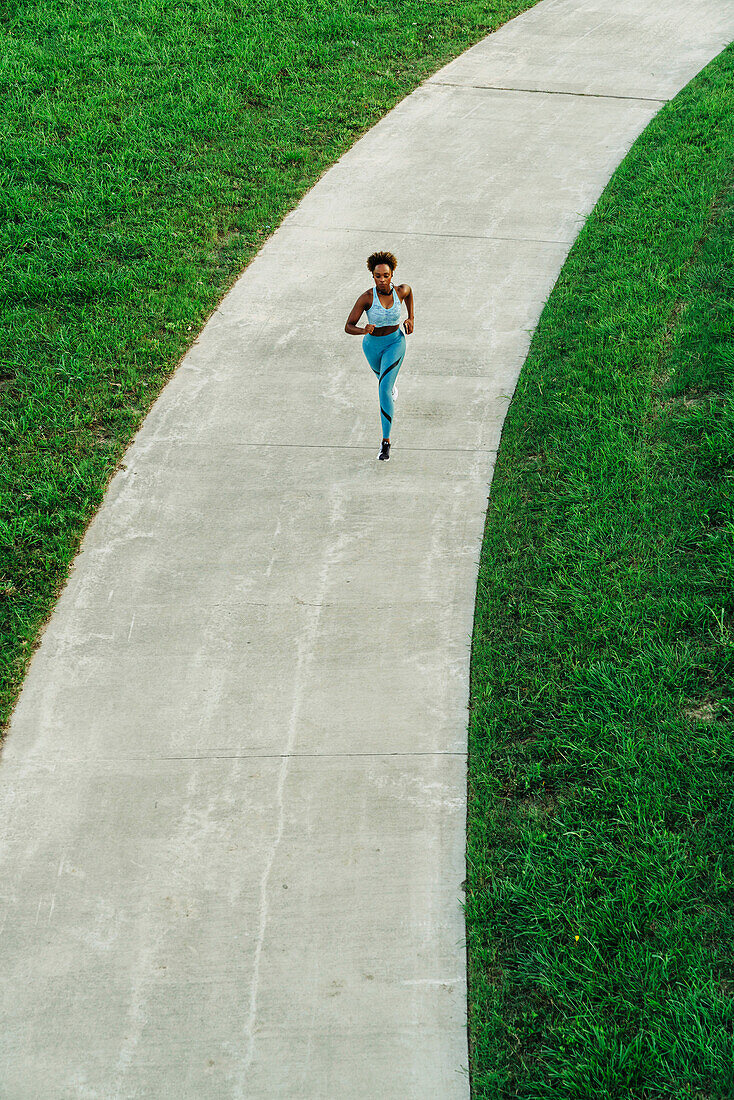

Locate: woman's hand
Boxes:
[364,324,375,335]
[403,319,414,335]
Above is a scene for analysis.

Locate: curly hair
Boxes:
[367,250,397,274]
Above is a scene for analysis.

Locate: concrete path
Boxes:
[2,1,732,1096]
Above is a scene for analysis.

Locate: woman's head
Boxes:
[367,250,397,274]
[367,251,397,289]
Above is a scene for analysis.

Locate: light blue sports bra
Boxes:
[365,283,402,327]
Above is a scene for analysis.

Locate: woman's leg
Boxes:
[361,334,382,381]
[377,331,406,439]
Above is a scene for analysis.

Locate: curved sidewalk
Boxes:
[1,1,732,1096]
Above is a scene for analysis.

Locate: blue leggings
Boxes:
[362,328,406,439]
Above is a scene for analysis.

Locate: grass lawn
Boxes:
[0,0,539,735]
[466,45,734,1098]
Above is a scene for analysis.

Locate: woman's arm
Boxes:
[345,291,374,335]
[400,284,414,335]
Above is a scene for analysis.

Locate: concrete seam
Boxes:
[23,753,469,762]
[144,443,501,452]
[428,80,668,104]
[147,752,468,760]
[284,224,570,246]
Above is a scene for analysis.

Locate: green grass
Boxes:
[466,46,734,1098]
[0,0,539,734]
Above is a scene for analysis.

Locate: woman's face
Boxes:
[373,264,393,293]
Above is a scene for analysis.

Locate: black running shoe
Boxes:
[378,439,391,461]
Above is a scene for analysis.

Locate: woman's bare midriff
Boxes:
[368,324,400,337]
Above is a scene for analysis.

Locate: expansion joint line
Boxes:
[428,80,667,104]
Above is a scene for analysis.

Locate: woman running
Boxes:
[344,251,414,461]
